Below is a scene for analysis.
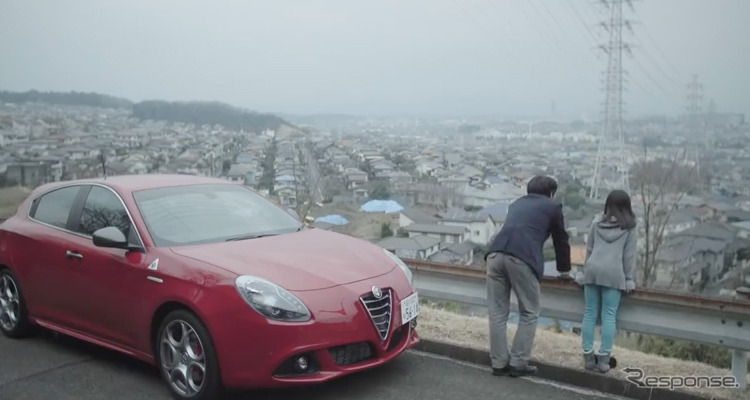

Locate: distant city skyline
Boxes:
[2,0,749,118]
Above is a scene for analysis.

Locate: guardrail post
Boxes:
[732,350,748,389]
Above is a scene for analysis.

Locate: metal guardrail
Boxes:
[403,258,750,389]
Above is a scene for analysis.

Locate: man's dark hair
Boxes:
[526,175,558,198]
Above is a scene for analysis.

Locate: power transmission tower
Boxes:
[589,0,633,200]
[686,74,704,138]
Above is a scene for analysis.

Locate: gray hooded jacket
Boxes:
[581,216,637,291]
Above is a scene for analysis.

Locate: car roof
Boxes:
[34,174,240,195]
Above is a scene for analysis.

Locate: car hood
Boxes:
[169,228,396,291]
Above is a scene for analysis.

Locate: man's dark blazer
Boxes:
[486,193,571,280]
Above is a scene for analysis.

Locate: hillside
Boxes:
[132,100,292,133]
[0,90,132,109]
[0,90,293,133]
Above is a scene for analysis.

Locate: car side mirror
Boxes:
[92,226,130,250]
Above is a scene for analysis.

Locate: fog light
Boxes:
[294,356,309,371]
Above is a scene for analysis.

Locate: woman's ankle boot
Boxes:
[583,351,596,370]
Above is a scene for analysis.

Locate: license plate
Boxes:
[400,292,419,325]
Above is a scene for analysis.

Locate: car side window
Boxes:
[77,186,132,238]
[30,186,81,229]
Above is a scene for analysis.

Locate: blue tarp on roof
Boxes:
[314,214,349,225]
[360,199,404,213]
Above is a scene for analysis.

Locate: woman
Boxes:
[575,189,637,373]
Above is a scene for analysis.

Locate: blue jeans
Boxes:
[581,284,621,355]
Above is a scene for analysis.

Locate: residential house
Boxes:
[439,207,497,245]
[726,180,750,198]
[460,182,525,208]
[662,208,702,237]
[565,218,594,244]
[698,200,742,222]
[5,162,53,188]
[227,164,257,186]
[274,175,298,207]
[343,168,368,191]
[377,235,441,260]
[725,209,750,223]
[404,223,469,245]
[655,222,738,291]
[732,221,750,239]
[428,241,475,265]
[415,160,442,178]
[235,153,254,164]
[399,208,440,228]
[407,182,462,209]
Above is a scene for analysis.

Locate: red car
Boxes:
[0,174,420,400]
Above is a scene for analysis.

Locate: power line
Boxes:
[627,24,684,90]
[631,6,687,82]
[629,54,673,96]
[531,0,566,35]
[562,0,600,45]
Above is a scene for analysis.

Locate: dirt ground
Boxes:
[418,304,750,400]
[0,186,31,219]
[307,203,400,241]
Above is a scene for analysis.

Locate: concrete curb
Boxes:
[414,338,721,400]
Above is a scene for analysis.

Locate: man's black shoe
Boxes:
[492,366,510,376]
[508,365,538,377]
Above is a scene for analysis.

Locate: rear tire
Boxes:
[155,309,223,400]
[0,268,32,338]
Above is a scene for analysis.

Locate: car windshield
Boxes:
[133,184,302,247]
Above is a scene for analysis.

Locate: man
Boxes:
[485,175,571,377]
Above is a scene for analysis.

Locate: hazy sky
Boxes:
[1,0,748,119]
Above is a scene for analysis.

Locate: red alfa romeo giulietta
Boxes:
[0,174,420,400]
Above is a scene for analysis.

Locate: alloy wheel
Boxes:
[159,319,207,397]
[0,275,20,332]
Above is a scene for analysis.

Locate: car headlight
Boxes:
[382,248,414,289]
[235,275,311,322]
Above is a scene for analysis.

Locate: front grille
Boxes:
[360,289,392,341]
[329,342,374,366]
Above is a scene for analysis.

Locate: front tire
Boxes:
[0,269,32,338]
[155,309,222,400]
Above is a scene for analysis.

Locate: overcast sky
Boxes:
[1,0,748,119]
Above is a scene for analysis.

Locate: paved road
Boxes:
[1,330,619,400]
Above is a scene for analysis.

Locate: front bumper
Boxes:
[208,269,420,389]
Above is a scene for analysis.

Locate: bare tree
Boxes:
[630,146,700,288]
[416,182,464,211]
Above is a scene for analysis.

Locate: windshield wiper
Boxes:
[225,233,279,242]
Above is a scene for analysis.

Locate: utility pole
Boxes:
[589,0,632,199]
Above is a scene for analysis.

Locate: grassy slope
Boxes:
[417,304,749,400]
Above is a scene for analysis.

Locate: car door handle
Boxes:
[65,250,83,260]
